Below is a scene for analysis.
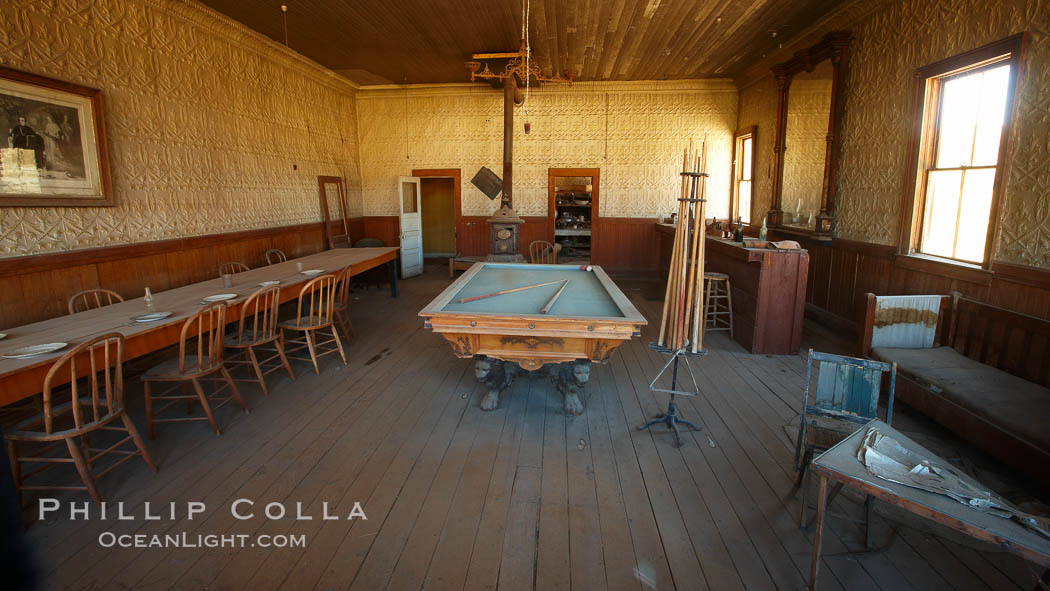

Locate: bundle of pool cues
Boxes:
[656,140,708,355]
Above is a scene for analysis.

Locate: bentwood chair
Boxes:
[142,302,248,438]
[794,349,896,545]
[265,249,287,265]
[5,334,156,505]
[280,274,347,374]
[218,261,250,276]
[332,266,357,341]
[529,240,561,264]
[225,285,295,396]
[68,288,124,314]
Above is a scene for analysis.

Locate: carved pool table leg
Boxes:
[475,356,517,411]
[553,360,590,415]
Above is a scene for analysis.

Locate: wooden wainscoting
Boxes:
[769,230,1050,336]
[0,222,329,328]
[348,216,401,247]
[591,217,660,275]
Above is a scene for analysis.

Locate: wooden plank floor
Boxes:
[13,264,1047,591]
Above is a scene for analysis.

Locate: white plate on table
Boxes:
[201,293,237,303]
[0,333,6,341]
[131,311,173,323]
[258,280,281,287]
[3,342,68,359]
[300,269,324,276]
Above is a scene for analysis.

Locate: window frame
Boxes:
[731,126,757,226]
[899,33,1026,268]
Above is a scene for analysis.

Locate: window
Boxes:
[903,34,1025,266]
[732,127,755,225]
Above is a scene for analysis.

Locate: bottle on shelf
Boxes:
[734,217,744,242]
[759,216,768,240]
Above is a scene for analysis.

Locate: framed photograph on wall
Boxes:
[0,66,113,207]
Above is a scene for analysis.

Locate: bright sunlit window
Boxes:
[907,35,1023,266]
[733,128,755,225]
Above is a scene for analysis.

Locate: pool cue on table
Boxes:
[457,280,564,303]
[657,146,690,347]
[540,279,570,314]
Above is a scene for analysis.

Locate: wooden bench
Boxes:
[860,292,1050,488]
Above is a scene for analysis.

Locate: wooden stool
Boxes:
[703,272,733,336]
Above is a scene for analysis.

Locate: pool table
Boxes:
[419,262,647,414]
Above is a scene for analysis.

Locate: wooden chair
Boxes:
[219,261,250,276]
[280,274,347,374]
[68,288,124,314]
[142,302,247,438]
[332,266,356,341]
[265,249,287,265]
[5,334,156,505]
[225,285,295,396]
[529,240,561,264]
[794,349,897,544]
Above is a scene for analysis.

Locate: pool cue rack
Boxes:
[640,141,709,446]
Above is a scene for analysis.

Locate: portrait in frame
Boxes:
[0,66,113,207]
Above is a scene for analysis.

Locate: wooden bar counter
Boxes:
[657,223,809,354]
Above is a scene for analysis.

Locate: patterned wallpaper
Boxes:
[836,0,1049,265]
[781,78,832,228]
[0,0,363,257]
[735,75,777,226]
[736,0,1049,268]
[355,80,738,221]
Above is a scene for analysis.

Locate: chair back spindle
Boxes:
[265,249,287,265]
[529,240,560,264]
[179,302,228,374]
[295,274,337,329]
[233,285,282,346]
[41,333,125,435]
[68,289,124,314]
[218,262,250,277]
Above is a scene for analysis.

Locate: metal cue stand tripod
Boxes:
[638,169,707,447]
[639,344,704,447]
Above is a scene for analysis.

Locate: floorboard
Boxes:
[10,265,1046,591]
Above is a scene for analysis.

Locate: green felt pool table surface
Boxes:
[432,263,633,319]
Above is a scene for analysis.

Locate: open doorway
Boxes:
[548,168,599,264]
[413,168,461,259]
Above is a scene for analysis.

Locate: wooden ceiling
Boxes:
[199,0,846,85]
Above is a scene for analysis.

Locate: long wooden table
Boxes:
[0,247,398,406]
[808,419,1050,590]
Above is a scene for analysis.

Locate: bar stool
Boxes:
[703,272,734,336]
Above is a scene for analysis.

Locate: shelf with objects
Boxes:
[553,183,592,262]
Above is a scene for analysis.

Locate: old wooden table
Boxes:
[0,247,398,406]
[808,419,1050,590]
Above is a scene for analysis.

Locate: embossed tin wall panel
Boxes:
[738,0,1049,268]
[0,0,363,258]
[356,81,738,221]
[736,76,778,225]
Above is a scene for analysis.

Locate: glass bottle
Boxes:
[144,287,155,312]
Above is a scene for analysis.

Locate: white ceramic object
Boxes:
[131,311,173,323]
[3,342,68,359]
[300,269,324,276]
[201,293,237,303]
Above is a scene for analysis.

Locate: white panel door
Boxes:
[399,176,424,277]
